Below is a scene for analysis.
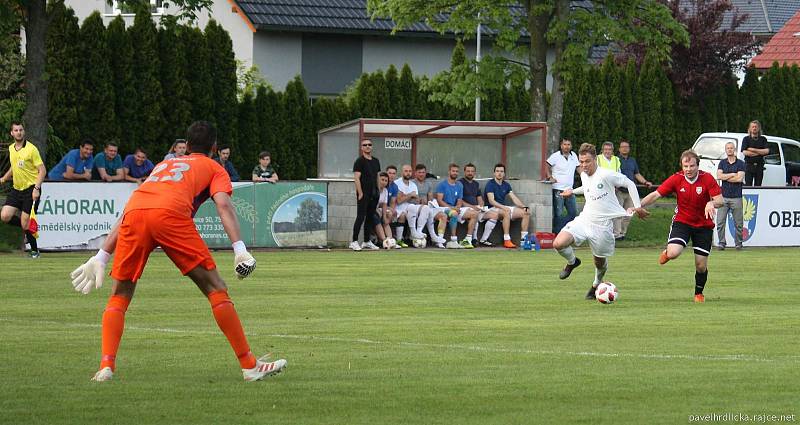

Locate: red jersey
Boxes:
[124,153,232,217]
[657,171,721,228]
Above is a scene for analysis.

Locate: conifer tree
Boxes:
[78,12,117,145]
[180,27,214,124]
[205,20,238,154]
[621,60,638,143]
[397,64,418,118]
[128,8,163,155]
[107,16,137,153]
[254,85,283,167]
[46,0,82,146]
[158,20,192,145]
[282,77,314,178]
[237,91,259,174]
[385,64,400,118]
[601,57,623,141]
[739,66,761,128]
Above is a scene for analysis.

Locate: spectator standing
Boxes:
[1,121,46,258]
[741,120,769,186]
[596,141,621,172]
[215,145,240,182]
[48,140,94,181]
[163,139,187,161]
[122,148,155,184]
[92,142,125,182]
[615,140,653,240]
[716,142,746,250]
[251,151,279,183]
[546,139,579,234]
[350,139,381,251]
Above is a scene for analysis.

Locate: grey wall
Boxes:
[302,34,363,96]
[253,31,303,91]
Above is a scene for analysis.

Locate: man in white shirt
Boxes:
[546,139,580,233]
[394,164,429,246]
[552,143,648,300]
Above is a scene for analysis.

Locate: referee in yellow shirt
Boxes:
[1,121,46,258]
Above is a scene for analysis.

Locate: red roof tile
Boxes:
[751,10,800,69]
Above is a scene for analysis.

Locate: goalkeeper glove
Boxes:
[232,241,256,279]
[70,249,110,295]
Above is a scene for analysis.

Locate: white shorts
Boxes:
[457,207,473,224]
[562,216,615,258]
[396,203,421,216]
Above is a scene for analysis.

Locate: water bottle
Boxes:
[532,234,541,251]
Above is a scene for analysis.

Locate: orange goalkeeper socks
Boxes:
[208,290,256,369]
[100,295,131,372]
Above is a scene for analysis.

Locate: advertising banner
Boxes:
[193,181,328,248]
[34,181,327,250]
[714,188,800,247]
[37,182,137,250]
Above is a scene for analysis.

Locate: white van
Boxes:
[691,132,800,186]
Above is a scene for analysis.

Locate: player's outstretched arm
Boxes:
[70,219,120,294]
[212,192,256,279]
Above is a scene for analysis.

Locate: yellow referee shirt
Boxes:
[8,141,44,191]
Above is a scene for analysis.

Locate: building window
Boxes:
[110,0,165,16]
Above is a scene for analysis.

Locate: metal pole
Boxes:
[475,14,481,122]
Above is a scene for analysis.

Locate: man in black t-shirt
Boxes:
[717,142,746,249]
[350,139,381,251]
[457,163,500,246]
[741,120,769,186]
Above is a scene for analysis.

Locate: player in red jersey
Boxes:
[69,121,286,381]
[640,150,723,303]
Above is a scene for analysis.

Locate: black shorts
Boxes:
[3,186,38,215]
[667,221,712,256]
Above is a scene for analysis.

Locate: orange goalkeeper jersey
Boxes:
[124,153,233,218]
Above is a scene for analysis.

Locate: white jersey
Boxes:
[377,187,388,208]
[576,167,639,223]
[394,178,419,209]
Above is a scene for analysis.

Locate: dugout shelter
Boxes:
[317,119,548,180]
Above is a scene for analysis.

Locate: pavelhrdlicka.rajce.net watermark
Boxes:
[689,412,796,423]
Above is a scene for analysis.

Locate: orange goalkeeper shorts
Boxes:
[111,209,216,282]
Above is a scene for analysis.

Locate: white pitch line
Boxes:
[1,317,796,364]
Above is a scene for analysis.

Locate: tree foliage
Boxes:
[367,0,688,149]
[78,12,118,145]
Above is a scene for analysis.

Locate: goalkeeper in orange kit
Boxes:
[69,121,286,382]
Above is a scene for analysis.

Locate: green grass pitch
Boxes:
[0,248,797,424]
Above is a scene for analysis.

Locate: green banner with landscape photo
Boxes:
[193,182,327,248]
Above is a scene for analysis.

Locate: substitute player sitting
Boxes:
[69,121,286,382]
[553,143,647,300]
[435,163,478,248]
[639,150,722,303]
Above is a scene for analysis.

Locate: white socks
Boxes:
[557,246,576,265]
[480,219,497,242]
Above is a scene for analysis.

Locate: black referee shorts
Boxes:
[667,221,712,256]
[3,186,38,215]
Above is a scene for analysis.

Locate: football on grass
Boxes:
[595,282,618,304]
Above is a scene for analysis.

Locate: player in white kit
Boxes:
[394,164,430,245]
[552,143,648,299]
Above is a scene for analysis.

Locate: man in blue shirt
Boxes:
[48,140,94,181]
[122,148,155,184]
[615,140,653,240]
[459,163,500,246]
[716,141,746,250]
[484,163,531,249]
[92,142,125,182]
[435,163,478,248]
